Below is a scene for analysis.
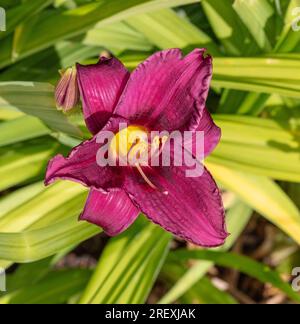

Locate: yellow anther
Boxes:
[128,141,149,165]
[109,126,169,194]
[161,135,169,145]
[109,125,149,165]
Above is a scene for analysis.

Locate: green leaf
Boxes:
[0,41,102,83]
[275,0,300,53]
[0,182,47,269]
[0,0,199,67]
[0,107,24,120]
[0,0,20,10]
[126,8,220,56]
[218,90,269,115]
[0,181,87,232]
[210,115,300,182]
[201,0,260,55]
[0,82,81,137]
[0,181,93,267]
[213,56,300,98]
[169,249,300,303]
[0,182,45,220]
[182,276,238,304]
[83,21,153,53]
[214,57,300,81]
[0,139,58,191]
[162,264,238,304]
[3,258,53,293]
[1,269,91,304]
[0,115,50,147]
[0,0,54,37]
[0,215,100,262]
[215,0,284,116]
[233,0,274,51]
[0,180,89,267]
[80,219,171,304]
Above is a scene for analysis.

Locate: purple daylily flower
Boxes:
[45,49,228,247]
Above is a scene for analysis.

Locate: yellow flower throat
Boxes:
[109,126,168,193]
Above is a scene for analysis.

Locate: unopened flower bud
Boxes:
[55,67,79,112]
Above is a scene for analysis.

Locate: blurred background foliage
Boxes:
[0,0,300,304]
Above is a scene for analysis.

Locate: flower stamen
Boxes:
[109,126,169,194]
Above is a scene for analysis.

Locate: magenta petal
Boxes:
[80,189,139,236]
[124,165,227,247]
[114,48,212,131]
[45,137,123,190]
[189,107,221,157]
[77,57,130,135]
